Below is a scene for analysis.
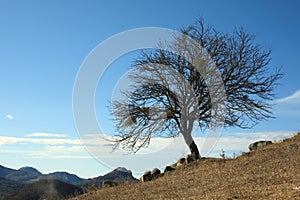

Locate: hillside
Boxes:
[70,133,300,200]
[6,179,83,200]
[0,178,24,198]
[0,166,85,198]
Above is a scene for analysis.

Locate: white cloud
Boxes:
[221,131,295,141]
[135,131,294,157]
[45,145,85,153]
[0,144,91,159]
[6,114,14,120]
[47,155,92,159]
[28,145,90,159]
[26,132,67,138]
[0,130,296,168]
[194,130,295,156]
[0,135,81,145]
[275,90,300,104]
[80,131,296,157]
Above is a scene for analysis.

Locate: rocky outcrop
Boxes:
[140,171,152,182]
[176,158,186,167]
[186,154,196,164]
[248,141,273,151]
[164,166,176,173]
[140,155,198,182]
[151,168,161,179]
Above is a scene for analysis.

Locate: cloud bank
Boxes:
[0,130,296,176]
[26,132,67,138]
[0,135,80,145]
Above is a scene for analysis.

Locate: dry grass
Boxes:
[70,133,300,200]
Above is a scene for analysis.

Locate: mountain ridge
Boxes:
[79,167,139,189]
[0,165,86,184]
[0,164,138,198]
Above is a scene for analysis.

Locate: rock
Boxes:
[186,154,196,164]
[151,168,161,179]
[164,165,175,173]
[176,158,186,167]
[170,163,177,168]
[248,141,273,151]
[140,171,152,182]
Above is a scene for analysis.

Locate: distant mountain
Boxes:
[0,164,138,198]
[0,177,24,198]
[80,167,138,189]
[102,167,139,182]
[5,167,42,183]
[0,165,16,179]
[0,165,85,184]
[18,167,41,176]
[42,172,85,184]
[6,179,83,200]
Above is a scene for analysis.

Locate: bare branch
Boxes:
[110,17,282,157]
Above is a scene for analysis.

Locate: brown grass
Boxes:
[70,133,300,200]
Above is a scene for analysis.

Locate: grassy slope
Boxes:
[70,133,300,200]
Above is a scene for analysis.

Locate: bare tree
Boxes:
[111,18,282,160]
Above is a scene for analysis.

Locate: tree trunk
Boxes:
[182,131,201,160]
[189,140,201,160]
[180,110,201,160]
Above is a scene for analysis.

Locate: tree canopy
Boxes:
[111,18,282,159]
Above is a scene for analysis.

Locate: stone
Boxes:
[164,165,175,173]
[186,154,195,164]
[248,141,272,151]
[151,168,161,179]
[140,171,152,182]
[176,158,186,167]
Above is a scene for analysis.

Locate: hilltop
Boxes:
[79,167,138,190]
[70,133,300,200]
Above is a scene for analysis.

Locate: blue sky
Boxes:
[0,0,300,178]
